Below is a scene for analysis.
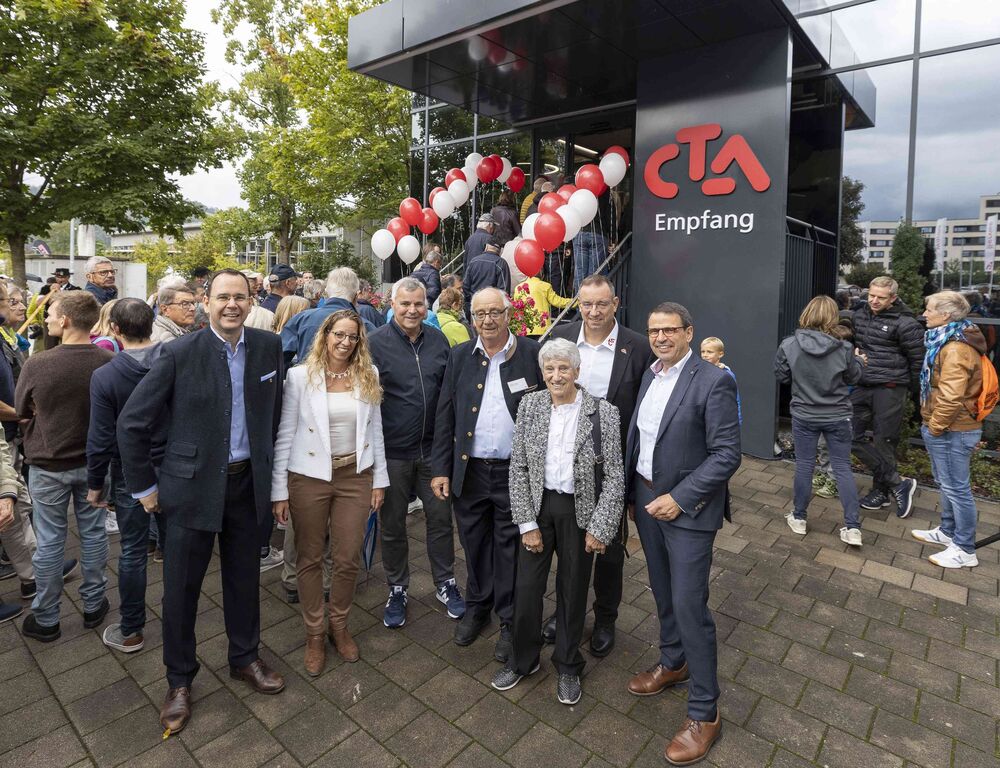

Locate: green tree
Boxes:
[296,236,376,286]
[844,262,885,288]
[0,0,233,284]
[839,176,866,267]
[889,223,925,310]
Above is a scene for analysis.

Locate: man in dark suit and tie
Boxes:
[542,274,653,656]
[118,269,285,734]
[624,301,741,766]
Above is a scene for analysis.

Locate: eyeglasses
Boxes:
[580,301,613,310]
[472,309,507,321]
[8,298,23,306]
[329,331,360,344]
[94,268,117,277]
[165,301,197,309]
[647,326,687,338]
[212,294,250,304]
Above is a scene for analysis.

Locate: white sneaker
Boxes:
[785,513,807,535]
[928,544,978,569]
[911,527,953,547]
[259,546,283,572]
[104,510,119,535]
[407,499,423,514]
[839,527,863,547]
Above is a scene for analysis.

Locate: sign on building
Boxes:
[934,218,947,271]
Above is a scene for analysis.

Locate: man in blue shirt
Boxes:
[280,267,372,365]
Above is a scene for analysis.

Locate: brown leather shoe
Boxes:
[229,659,285,694]
[160,686,191,734]
[329,626,360,663]
[665,712,722,765]
[627,662,689,696]
[304,635,326,677]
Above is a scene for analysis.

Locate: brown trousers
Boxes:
[288,462,372,635]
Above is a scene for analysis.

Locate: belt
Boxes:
[639,476,653,490]
[331,453,357,470]
[227,460,250,475]
[470,457,509,465]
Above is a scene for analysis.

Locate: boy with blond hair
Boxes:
[701,337,741,423]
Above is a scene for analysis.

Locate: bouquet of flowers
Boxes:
[369,291,388,313]
[508,292,546,336]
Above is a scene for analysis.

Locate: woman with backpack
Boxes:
[775,296,865,546]
[912,291,992,569]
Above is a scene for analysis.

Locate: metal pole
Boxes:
[904,0,922,223]
[69,218,77,280]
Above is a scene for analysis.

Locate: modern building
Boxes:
[348,0,1000,457]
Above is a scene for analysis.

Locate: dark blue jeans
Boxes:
[792,417,860,529]
[112,461,161,636]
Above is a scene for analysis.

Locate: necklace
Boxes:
[326,369,350,380]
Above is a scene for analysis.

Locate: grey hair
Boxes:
[85,256,113,273]
[158,282,194,307]
[157,274,187,290]
[303,279,326,302]
[539,337,581,369]
[325,267,360,300]
[470,287,511,310]
[870,275,898,295]
[391,277,427,300]
[927,290,970,322]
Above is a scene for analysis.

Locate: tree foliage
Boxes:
[843,262,885,288]
[0,0,233,284]
[889,223,925,311]
[296,236,377,286]
[839,176,866,267]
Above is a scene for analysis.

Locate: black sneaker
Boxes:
[285,588,299,604]
[860,489,890,510]
[0,562,14,581]
[491,661,539,691]
[83,597,110,629]
[0,601,23,624]
[454,610,490,646]
[20,559,78,600]
[557,674,582,705]
[494,623,513,663]
[541,614,556,644]
[21,612,60,642]
[892,478,917,519]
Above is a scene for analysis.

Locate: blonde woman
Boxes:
[273,295,310,334]
[271,310,388,675]
[90,299,121,352]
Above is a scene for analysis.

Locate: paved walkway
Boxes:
[1,458,998,768]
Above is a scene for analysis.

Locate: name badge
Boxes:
[508,378,529,393]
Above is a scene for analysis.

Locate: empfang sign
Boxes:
[655,210,754,235]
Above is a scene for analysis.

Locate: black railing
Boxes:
[781,217,838,339]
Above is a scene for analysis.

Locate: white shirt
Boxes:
[326,392,357,456]
[470,332,516,459]
[636,349,692,482]
[520,390,583,534]
[576,321,618,399]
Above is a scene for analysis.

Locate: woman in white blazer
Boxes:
[272,309,388,675]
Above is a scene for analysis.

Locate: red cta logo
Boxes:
[643,124,771,199]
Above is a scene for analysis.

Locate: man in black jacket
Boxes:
[431,288,542,662]
[850,276,924,517]
[464,239,511,309]
[542,275,654,656]
[367,277,461,630]
[87,298,165,654]
[118,269,285,735]
[411,246,444,305]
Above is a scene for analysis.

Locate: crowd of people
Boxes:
[0,248,992,765]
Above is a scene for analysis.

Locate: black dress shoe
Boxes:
[454,610,490,646]
[22,612,60,642]
[285,588,299,604]
[83,597,110,629]
[541,614,556,644]
[589,624,615,657]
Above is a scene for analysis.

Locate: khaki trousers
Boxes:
[0,478,37,583]
[288,462,372,635]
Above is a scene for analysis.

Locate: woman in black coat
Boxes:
[490,189,521,247]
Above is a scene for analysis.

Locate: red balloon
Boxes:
[557,183,578,202]
[444,168,466,187]
[386,217,409,243]
[506,167,526,193]
[575,164,607,196]
[418,208,439,235]
[399,197,423,227]
[537,192,564,215]
[534,212,566,252]
[513,239,545,279]
[487,154,503,177]
[476,158,497,183]
[604,145,630,166]
[428,186,446,206]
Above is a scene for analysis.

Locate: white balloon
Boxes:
[557,205,582,242]
[371,229,395,261]
[431,189,456,219]
[498,157,513,184]
[522,213,539,242]
[463,164,479,188]
[465,152,483,170]
[447,179,470,206]
[468,37,488,62]
[397,235,421,265]
[599,153,627,187]
[568,189,598,225]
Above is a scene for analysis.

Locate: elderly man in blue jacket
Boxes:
[624,301,741,767]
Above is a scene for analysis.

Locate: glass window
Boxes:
[411,93,426,109]
[535,137,566,181]
[913,45,1000,221]
[830,0,915,67]
[411,111,425,147]
[921,0,1000,51]
[477,115,513,135]
[427,142,474,259]
[409,149,426,204]
[427,105,475,146]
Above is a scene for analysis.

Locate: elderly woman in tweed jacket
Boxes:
[491,337,624,705]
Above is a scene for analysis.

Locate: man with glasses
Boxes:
[151,283,198,343]
[432,288,542,661]
[119,269,286,734]
[84,257,118,306]
[624,302,740,766]
[541,274,653,657]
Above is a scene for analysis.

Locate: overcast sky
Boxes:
[178,0,1000,221]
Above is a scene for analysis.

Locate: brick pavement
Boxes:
[1,458,998,768]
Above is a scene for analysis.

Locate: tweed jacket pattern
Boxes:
[509,387,625,544]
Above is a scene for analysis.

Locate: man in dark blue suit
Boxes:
[624,301,741,766]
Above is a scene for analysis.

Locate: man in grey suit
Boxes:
[624,301,741,766]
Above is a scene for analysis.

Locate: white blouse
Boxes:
[326,392,357,456]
